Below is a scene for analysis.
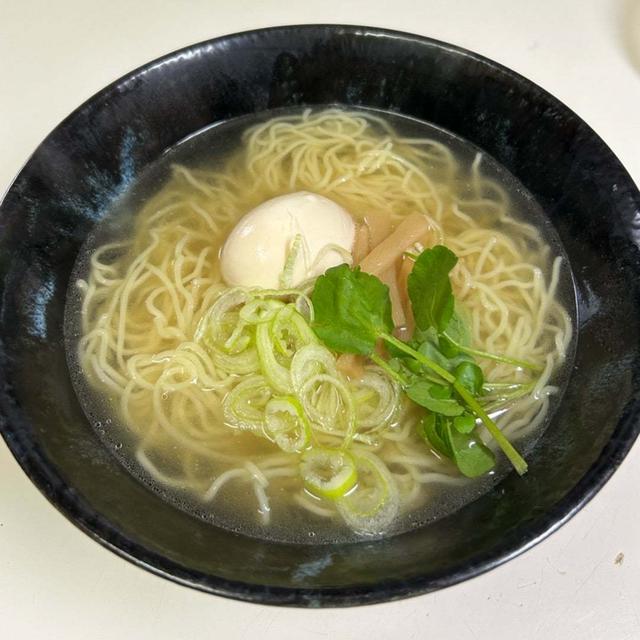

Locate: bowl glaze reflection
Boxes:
[1,25,639,607]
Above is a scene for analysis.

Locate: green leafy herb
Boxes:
[452,414,476,434]
[454,361,484,396]
[418,413,495,477]
[417,331,472,372]
[311,264,393,356]
[407,245,458,332]
[406,381,465,416]
[310,253,529,477]
[438,307,471,357]
[416,332,456,369]
[438,334,459,359]
[417,413,451,458]
[445,426,496,478]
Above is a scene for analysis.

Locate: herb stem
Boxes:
[482,382,529,391]
[482,384,535,412]
[454,383,528,475]
[443,333,542,372]
[383,332,528,475]
[381,333,454,384]
[370,352,409,386]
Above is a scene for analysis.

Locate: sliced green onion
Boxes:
[195,288,252,351]
[290,344,338,392]
[211,347,260,375]
[298,373,356,444]
[294,294,314,323]
[300,448,357,500]
[308,424,380,447]
[249,287,311,300]
[256,322,292,394]
[196,288,259,372]
[308,243,353,272]
[291,344,357,445]
[239,298,285,324]
[222,375,272,431]
[221,318,252,354]
[264,396,311,453]
[336,451,399,536]
[271,305,318,359]
[350,366,400,431]
[279,233,304,289]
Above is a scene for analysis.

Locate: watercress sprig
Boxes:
[310,247,530,477]
[406,248,541,372]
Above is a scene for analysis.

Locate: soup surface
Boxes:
[65,107,575,543]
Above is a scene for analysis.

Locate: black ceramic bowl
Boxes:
[1,25,639,607]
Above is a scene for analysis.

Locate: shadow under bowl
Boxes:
[1,25,640,607]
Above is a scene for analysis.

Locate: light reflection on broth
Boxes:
[65,107,575,543]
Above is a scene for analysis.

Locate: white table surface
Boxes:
[2,1,640,638]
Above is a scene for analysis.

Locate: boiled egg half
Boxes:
[220,191,355,289]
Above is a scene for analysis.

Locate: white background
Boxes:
[1,1,640,638]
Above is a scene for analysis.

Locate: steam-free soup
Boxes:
[66,107,574,543]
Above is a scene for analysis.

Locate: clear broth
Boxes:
[65,106,577,544]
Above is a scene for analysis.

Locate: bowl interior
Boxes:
[1,25,639,606]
